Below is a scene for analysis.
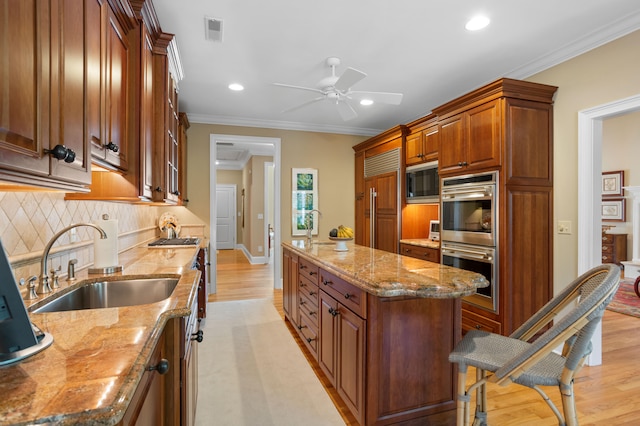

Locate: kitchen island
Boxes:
[282,240,488,425]
[0,244,203,425]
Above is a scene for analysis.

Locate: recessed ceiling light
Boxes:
[360,99,374,106]
[228,83,244,91]
[465,15,490,31]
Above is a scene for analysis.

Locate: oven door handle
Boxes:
[441,187,493,199]
[442,247,493,261]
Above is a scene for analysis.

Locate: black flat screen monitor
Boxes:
[0,238,52,365]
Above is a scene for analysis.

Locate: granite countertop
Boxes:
[284,240,488,299]
[399,238,441,249]
[0,244,202,425]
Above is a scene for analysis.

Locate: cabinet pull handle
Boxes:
[328,307,339,317]
[191,330,204,342]
[344,293,352,299]
[309,271,316,276]
[309,291,316,296]
[44,145,76,163]
[155,186,163,192]
[323,280,333,286]
[297,324,307,330]
[147,359,170,375]
[475,324,483,330]
[300,282,306,287]
[306,337,315,343]
[105,141,119,152]
[300,299,306,305]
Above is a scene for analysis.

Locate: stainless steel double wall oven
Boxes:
[440,171,497,312]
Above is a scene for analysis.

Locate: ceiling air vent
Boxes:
[205,17,223,42]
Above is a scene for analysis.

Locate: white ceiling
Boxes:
[152,0,640,168]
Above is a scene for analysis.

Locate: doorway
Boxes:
[216,184,237,250]
[578,92,640,365]
[209,134,282,295]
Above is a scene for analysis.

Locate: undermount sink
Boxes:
[32,278,179,313]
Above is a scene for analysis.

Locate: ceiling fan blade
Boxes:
[336,101,357,121]
[281,96,325,113]
[350,91,403,105]
[334,67,367,91]
[272,83,324,94]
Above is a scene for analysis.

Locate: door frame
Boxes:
[209,134,282,294]
[215,184,237,249]
[578,92,640,365]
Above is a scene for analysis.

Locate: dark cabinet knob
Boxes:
[45,144,76,163]
[344,293,352,299]
[191,330,204,342]
[309,271,316,276]
[328,307,339,317]
[147,358,170,375]
[155,186,163,192]
[105,141,119,152]
[322,280,333,286]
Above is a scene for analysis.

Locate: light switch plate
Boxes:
[558,220,572,234]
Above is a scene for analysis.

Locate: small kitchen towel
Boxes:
[94,216,118,268]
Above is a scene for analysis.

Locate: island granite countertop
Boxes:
[284,239,488,299]
[0,243,203,425]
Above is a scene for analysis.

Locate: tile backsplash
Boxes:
[0,191,161,283]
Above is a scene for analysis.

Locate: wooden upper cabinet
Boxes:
[178,112,190,204]
[405,114,438,167]
[139,22,155,201]
[0,0,90,191]
[437,99,501,175]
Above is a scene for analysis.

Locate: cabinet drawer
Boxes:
[601,244,613,254]
[319,269,366,319]
[298,275,319,303]
[299,258,319,283]
[462,308,502,334]
[601,233,615,244]
[400,243,440,263]
[299,293,319,327]
[297,312,318,356]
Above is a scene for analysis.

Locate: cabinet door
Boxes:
[283,249,299,324]
[104,7,129,169]
[422,125,439,162]
[405,132,423,166]
[0,1,90,188]
[318,291,338,384]
[336,305,365,424]
[438,114,466,174]
[354,151,365,245]
[165,78,180,203]
[86,0,106,162]
[139,24,155,200]
[466,99,501,171]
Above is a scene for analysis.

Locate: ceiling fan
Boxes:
[273,57,403,121]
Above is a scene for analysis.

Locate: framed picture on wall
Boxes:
[602,197,626,222]
[601,170,624,197]
[291,168,318,236]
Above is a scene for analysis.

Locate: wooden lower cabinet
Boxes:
[319,290,365,424]
[399,243,440,263]
[119,297,200,425]
[195,247,209,319]
[284,248,460,425]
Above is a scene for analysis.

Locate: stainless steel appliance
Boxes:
[440,171,498,312]
[406,161,439,203]
[441,242,497,312]
[440,171,497,247]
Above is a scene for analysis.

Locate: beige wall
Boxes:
[182,124,367,255]
[527,29,640,290]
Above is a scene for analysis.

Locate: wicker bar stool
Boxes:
[449,264,621,426]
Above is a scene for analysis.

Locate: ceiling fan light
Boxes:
[465,15,490,31]
[360,99,374,106]
[228,83,244,91]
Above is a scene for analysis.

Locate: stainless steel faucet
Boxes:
[304,209,322,245]
[39,223,107,294]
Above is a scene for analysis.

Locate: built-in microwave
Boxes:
[406,161,439,204]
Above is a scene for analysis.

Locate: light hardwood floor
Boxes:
[210,249,640,425]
